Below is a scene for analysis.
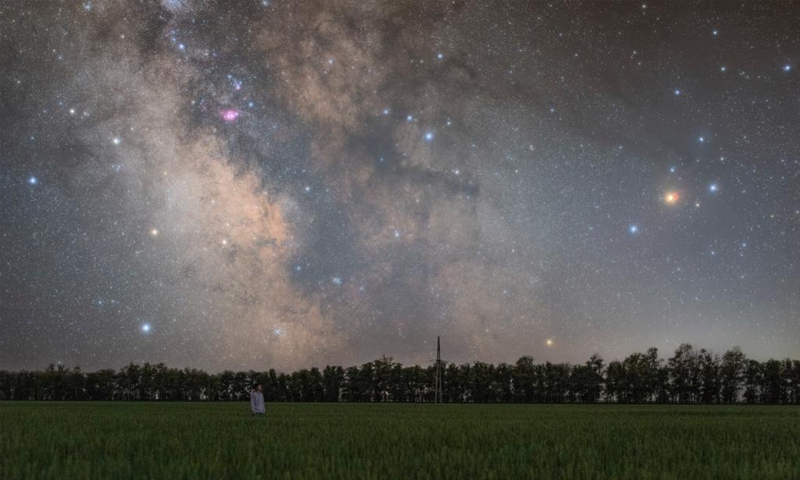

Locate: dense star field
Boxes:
[1,1,799,372]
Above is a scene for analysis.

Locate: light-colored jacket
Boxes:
[250,390,265,414]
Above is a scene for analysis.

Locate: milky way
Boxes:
[2,1,799,371]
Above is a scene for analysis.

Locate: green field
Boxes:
[2,403,800,479]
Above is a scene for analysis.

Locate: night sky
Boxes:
[2,1,799,372]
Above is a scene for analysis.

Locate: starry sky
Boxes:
[2,1,799,372]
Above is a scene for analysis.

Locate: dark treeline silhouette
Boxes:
[2,345,799,404]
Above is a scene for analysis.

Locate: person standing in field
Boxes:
[250,383,265,416]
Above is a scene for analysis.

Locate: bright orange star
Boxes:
[664,191,680,205]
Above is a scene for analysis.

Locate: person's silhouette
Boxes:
[250,383,265,416]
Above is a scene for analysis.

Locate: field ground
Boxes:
[2,402,800,479]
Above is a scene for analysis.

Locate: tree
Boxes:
[373,356,396,402]
[322,365,344,402]
[761,359,786,404]
[66,366,85,400]
[743,359,762,404]
[342,366,360,402]
[402,365,428,402]
[786,360,800,405]
[443,363,465,403]
[4,347,799,404]
[539,362,570,403]
[720,347,746,404]
[388,362,406,402]
[697,349,721,404]
[491,363,514,403]
[605,360,624,403]
[306,367,325,402]
[358,362,377,402]
[513,356,536,403]
[616,348,661,404]
[469,362,494,403]
[43,363,71,400]
[571,354,605,403]
[140,363,156,401]
[669,344,700,404]
[0,370,12,400]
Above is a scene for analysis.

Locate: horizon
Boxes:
[6,343,791,375]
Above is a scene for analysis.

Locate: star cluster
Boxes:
[1,1,798,371]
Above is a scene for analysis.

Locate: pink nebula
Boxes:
[220,109,240,122]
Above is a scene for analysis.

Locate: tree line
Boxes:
[1,344,799,404]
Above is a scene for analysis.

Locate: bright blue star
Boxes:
[424,132,434,141]
[709,183,719,193]
[783,64,792,72]
[141,323,151,333]
[674,89,681,96]
[629,225,639,234]
[669,166,676,173]
[28,176,38,185]
[383,108,390,115]
[698,136,705,143]
[720,66,726,72]
[712,29,718,36]
[437,53,443,59]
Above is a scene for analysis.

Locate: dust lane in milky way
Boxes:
[1,1,799,371]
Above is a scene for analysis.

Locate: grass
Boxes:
[2,402,800,479]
